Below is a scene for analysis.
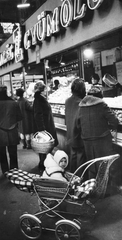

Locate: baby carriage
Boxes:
[5,153,119,240]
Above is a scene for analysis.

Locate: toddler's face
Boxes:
[59,157,67,169]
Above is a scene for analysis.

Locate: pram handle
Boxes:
[69,154,120,185]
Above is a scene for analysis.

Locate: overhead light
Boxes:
[83,48,93,59]
[17,3,30,9]
[60,62,65,66]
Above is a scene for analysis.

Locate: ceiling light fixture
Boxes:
[17,2,30,9]
[60,62,65,66]
[83,48,93,59]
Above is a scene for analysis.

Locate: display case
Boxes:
[103,97,122,147]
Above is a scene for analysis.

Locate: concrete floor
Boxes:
[0,144,122,240]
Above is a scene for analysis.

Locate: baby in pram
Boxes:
[42,150,69,182]
[42,150,96,198]
[5,150,96,198]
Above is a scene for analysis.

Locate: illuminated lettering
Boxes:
[60,0,73,28]
[73,0,87,20]
[47,7,60,37]
[13,26,24,63]
[0,44,14,66]
[87,0,104,10]
[37,18,46,42]
[30,24,37,45]
[15,41,24,63]
[23,0,105,50]
[24,30,31,50]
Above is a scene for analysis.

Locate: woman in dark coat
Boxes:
[33,81,58,171]
[74,87,119,178]
[65,78,86,175]
[16,88,33,149]
[0,85,22,173]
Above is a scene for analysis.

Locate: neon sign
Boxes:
[24,0,104,50]
[87,0,104,10]
[0,0,104,66]
[0,44,14,67]
[13,26,24,63]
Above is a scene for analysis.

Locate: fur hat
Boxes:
[54,150,68,168]
[34,81,46,93]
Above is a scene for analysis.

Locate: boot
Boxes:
[21,139,27,149]
[26,140,32,149]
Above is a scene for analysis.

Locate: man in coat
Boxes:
[0,85,22,174]
[65,78,86,176]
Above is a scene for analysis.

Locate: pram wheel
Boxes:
[55,219,81,240]
[20,213,42,239]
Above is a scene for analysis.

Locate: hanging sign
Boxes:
[0,0,105,67]
[0,44,14,67]
[24,0,105,50]
[13,26,24,63]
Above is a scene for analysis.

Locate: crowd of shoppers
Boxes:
[0,77,119,189]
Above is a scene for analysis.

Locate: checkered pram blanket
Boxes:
[75,179,96,198]
[5,168,96,197]
[5,168,40,191]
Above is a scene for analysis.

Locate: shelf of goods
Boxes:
[51,60,79,77]
[103,97,122,125]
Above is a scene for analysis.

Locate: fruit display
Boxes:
[113,109,122,125]
[103,96,122,125]
[48,84,72,104]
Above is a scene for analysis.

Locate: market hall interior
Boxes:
[0,0,122,239]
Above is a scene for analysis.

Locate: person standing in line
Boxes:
[65,78,86,176]
[33,81,58,172]
[16,88,33,149]
[74,86,119,179]
[0,85,22,174]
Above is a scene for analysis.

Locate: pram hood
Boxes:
[54,150,68,168]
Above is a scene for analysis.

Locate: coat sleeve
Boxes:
[25,99,33,112]
[33,100,45,131]
[16,102,23,122]
[103,102,119,130]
